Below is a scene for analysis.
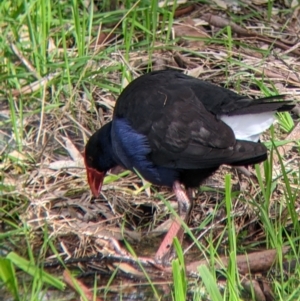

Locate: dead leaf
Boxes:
[174,18,209,49]
[114,262,145,278]
[49,137,84,170]
[48,160,83,170]
[63,137,84,163]
[185,66,203,78]
[212,0,228,9]
[174,4,195,18]
[173,52,199,69]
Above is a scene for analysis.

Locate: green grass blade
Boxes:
[0,257,20,301]
[6,252,65,290]
[198,265,222,301]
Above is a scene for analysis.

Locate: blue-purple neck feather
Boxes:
[111,118,177,187]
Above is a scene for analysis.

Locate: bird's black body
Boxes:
[85,69,293,189]
[85,69,294,262]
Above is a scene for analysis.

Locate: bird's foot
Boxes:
[154,182,192,265]
[154,218,184,264]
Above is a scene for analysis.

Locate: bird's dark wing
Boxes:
[146,86,236,150]
[115,83,264,169]
[149,86,270,169]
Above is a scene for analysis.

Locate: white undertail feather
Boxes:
[220,112,275,142]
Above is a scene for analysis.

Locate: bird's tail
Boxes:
[227,96,294,116]
[225,140,268,166]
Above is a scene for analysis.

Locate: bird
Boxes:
[84,69,294,263]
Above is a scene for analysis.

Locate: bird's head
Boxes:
[84,122,115,197]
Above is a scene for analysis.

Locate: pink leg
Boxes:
[154,181,192,263]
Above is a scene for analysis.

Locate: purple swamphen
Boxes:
[84,70,294,263]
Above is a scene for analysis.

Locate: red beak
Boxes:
[86,166,104,197]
